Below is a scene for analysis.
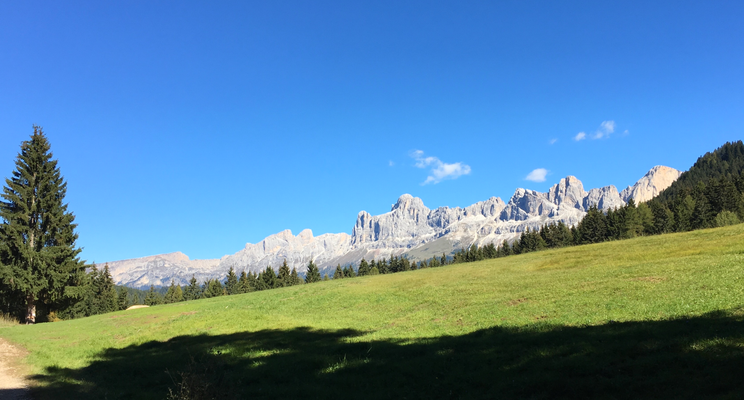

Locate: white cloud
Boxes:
[549,138,558,145]
[623,129,629,136]
[410,150,471,185]
[593,120,616,139]
[525,168,549,182]
[388,160,395,166]
[574,132,586,141]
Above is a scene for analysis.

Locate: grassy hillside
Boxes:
[2,225,744,399]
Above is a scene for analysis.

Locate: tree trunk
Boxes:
[25,293,36,324]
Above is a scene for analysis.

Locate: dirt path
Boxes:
[0,337,31,400]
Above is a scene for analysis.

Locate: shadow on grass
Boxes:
[17,309,744,400]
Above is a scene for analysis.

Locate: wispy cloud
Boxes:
[525,168,549,182]
[388,160,395,167]
[593,120,615,139]
[575,120,618,141]
[549,138,558,145]
[410,150,471,185]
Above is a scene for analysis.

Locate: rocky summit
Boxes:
[103,166,682,287]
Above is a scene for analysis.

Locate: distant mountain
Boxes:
[102,166,681,287]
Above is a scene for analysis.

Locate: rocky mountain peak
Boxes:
[392,194,428,213]
[620,165,683,203]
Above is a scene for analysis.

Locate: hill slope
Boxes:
[4,224,744,399]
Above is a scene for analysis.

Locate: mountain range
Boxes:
[102,165,682,288]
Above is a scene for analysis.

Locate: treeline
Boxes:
[139,254,458,306]
[448,141,744,264]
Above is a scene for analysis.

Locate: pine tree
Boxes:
[117,287,129,310]
[96,264,118,313]
[238,271,250,293]
[289,267,301,285]
[261,266,276,289]
[277,259,291,287]
[203,279,224,298]
[144,285,162,306]
[333,264,344,279]
[305,259,321,283]
[357,258,370,276]
[183,275,201,300]
[225,267,239,295]
[0,127,87,323]
[322,274,329,281]
[164,280,184,303]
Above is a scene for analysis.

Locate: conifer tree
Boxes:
[304,259,321,283]
[94,264,118,314]
[144,285,162,306]
[164,280,184,303]
[117,287,129,310]
[357,258,370,276]
[183,275,201,300]
[203,279,224,298]
[369,266,379,275]
[238,271,250,293]
[225,267,239,295]
[289,267,301,285]
[333,264,344,279]
[247,271,259,291]
[0,127,86,323]
[261,266,276,289]
[322,274,329,281]
[277,259,291,287]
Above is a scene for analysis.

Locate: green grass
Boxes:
[2,225,744,399]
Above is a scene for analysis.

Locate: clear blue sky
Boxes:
[1,1,742,263]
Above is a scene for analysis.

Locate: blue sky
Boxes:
[1,1,742,263]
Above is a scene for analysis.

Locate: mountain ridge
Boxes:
[102,165,681,287]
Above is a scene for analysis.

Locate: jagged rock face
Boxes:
[547,176,586,210]
[500,189,557,221]
[583,186,624,211]
[219,229,352,275]
[620,165,683,203]
[101,252,220,288]
[105,165,682,287]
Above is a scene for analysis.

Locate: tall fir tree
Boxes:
[277,259,291,287]
[117,287,130,310]
[225,267,239,295]
[357,258,370,276]
[183,275,201,300]
[238,271,250,293]
[163,280,184,303]
[333,264,344,279]
[261,266,276,289]
[305,259,321,283]
[289,267,301,285]
[0,127,86,323]
[144,285,162,306]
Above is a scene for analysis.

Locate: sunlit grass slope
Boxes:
[2,224,744,399]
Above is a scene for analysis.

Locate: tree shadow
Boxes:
[16,309,744,399]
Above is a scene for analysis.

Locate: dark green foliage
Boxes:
[225,267,239,295]
[238,271,251,293]
[91,264,118,314]
[0,127,86,323]
[357,258,370,276]
[333,265,344,279]
[576,206,607,244]
[289,268,302,286]
[202,279,224,298]
[144,285,163,306]
[164,281,184,304]
[655,141,744,204]
[649,202,674,234]
[261,267,276,290]
[183,276,202,300]
[305,260,321,283]
[277,260,291,287]
[117,287,130,310]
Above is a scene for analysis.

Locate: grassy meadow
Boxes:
[2,224,744,399]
